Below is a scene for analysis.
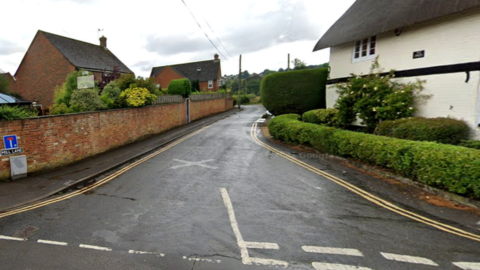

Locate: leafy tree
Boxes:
[167,79,191,97]
[0,73,10,94]
[263,69,277,76]
[246,78,261,95]
[241,70,250,79]
[53,70,92,107]
[100,81,122,109]
[292,58,307,70]
[116,73,137,91]
[278,68,285,72]
[191,79,200,92]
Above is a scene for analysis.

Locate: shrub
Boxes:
[120,87,157,107]
[269,114,480,198]
[335,59,427,131]
[116,73,137,91]
[0,105,38,120]
[460,140,480,150]
[167,79,191,97]
[53,70,92,107]
[70,88,106,112]
[100,81,122,109]
[374,117,470,145]
[302,108,340,127]
[50,103,70,115]
[260,68,328,115]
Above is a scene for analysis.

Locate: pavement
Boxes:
[0,108,242,213]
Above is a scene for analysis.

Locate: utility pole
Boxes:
[287,53,290,71]
[238,54,242,109]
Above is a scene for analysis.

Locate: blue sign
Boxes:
[3,135,18,150]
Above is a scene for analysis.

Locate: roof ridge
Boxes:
[39,30,101,49]
[152,59,214,69]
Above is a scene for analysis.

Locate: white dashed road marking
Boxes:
[381,252,438,266]
[79,244,112,251]
[220,187,288,267]
[245,241,279,250]
[0,235,25,241]
[38,239,68,246]
[312,262,373,270]
[303,246,364,257]
[453,262,480,270]
[129,250,165,257]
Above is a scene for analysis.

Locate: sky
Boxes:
[0,0,355,78]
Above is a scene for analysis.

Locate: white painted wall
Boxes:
[326,8,480,139]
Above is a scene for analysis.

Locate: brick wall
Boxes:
[190,98,227,121]
[153,66,184,89]
[14,32,76,107]
[0,99,233,180]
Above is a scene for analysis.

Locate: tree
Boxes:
[246,78,261,95]
[0,73,9,94]
[263,69,277,76]
[292,58,307,70]
[241,70,250,79]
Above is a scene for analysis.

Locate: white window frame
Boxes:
[352,36,377,63]
[208,80,213,89]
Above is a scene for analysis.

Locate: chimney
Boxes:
[214,53,219,61]
[100,36,107,48]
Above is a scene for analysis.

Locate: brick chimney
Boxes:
[100,36,107,48]
[214,53,219,62]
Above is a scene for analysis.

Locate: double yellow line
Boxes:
[251,122,480,243]
[0,127,209,219]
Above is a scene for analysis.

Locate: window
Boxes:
[353,36,376,62]
[208,80,213,89]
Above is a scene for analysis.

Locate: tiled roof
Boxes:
[41,31,133,74]
[314,0,480,51]
[151,59,220,82]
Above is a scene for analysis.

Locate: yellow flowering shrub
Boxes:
[120,87,157,107]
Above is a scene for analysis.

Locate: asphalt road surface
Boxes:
[1,105,480,270]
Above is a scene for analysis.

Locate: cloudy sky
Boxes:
[0,0,354,78]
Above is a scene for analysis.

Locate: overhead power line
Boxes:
[180,0,228,60]
[203,19,233,59]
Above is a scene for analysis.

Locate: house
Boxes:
[150,54,222,92]
[13,30,134,107]
[314,0,480,139]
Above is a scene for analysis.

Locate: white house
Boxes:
[314,0,480,139]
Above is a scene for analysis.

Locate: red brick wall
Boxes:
[0,99,233,180]
[153,66,184,89]
[14,32,76,107]
[190,98,226,121]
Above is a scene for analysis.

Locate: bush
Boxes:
[120,87,157,107]
[260,68,327,115]
[0,105,38,120]
[335,59,427,131]
[70,88,106,112]
[374,117,470,145]
[100,82,121,109]
[302,108,340,127]
[167,79,191,97]
[269,114,480,198]
[459,140,480,150]
[53,70,92,107]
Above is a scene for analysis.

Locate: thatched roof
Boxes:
[314,0,480,51]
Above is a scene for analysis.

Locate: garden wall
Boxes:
[0,98,233,180]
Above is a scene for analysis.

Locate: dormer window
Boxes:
[197,67,201,71]
[353,36,376,62]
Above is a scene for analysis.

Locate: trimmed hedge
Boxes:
[374,117,470,145]
[302,108,340,127]
[167,78,191,97]
[460,140,480,150]
[269,114,480,199]
[260,68,327,116]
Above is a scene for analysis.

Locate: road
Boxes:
[0,105,479,270]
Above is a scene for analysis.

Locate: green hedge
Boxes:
[302,108,340,127]
[167,78,191,97]
[460,140,480,150]
[269,114,480,199]
[260,68,327,116]
[374,117,470,145]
